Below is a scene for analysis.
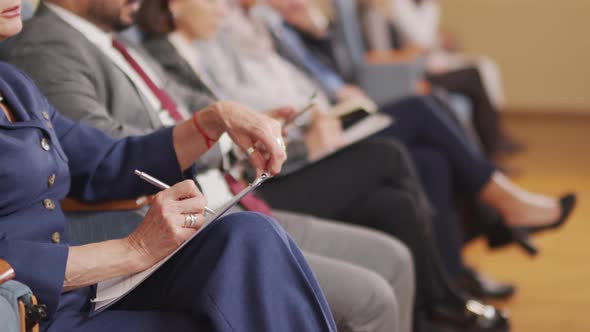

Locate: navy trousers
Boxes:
[376,96,496,277]
[427,66,502,157]
[377,96,495,196]
[410,147,464,277]
[43,212,336,332]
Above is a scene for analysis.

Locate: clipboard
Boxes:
[310,113,393,162]
[90,173,270,313]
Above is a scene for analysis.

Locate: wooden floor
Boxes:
[463,113,590,332]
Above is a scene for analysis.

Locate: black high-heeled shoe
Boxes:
[516,193,577,233]
[499,193,577,256]
[486,216,539,256]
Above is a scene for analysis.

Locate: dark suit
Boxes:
[0,61,336,331]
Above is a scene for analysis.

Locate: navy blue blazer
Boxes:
[0,62,185,317]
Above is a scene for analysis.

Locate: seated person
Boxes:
[0,1,415,332]
[139,0,575,326]
[365,0,518,155]
[366,0,506,109]
[2,0,507,331]
[0,2,337,331]
[281,0,516,157]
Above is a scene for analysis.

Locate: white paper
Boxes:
[330,97,378,117]
[195,169,235,210]
[311,113,393,161]
[91,173,270,313]
[341,113,392,144]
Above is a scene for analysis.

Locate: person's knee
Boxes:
[359,230,415,288]
[363,138,415,175]
[342,272,400,332]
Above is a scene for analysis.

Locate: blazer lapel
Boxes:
[163,38,220,100]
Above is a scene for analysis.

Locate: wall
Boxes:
[441,0,590,112]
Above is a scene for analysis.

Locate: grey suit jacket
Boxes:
[143,37,219,101]
[0,4,214,139]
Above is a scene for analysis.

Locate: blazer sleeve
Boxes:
[50,105,185,202]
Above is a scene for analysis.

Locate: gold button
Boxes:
[51,232,61,244]
[40,138,50,151]
[42,111,50,120]
[48,174,56,188]
[43,198,55,210]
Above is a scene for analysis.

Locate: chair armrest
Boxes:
[0,259,15,285]
[61,196,152,212]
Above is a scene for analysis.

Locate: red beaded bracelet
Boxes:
[192,111,216,149]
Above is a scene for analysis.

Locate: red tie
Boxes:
[111,38,184,121]
[224,173,273,217]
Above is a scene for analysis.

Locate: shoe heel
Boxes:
[486,222,538,256]
[486,223,514,249]
[510,228,538,256]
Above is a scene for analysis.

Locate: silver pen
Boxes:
[134,170,216,215]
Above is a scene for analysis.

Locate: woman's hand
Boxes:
[197,102,287,176]
[336,84,367,102]
[304,112,347,160]
[64,180,207,291]
[265,106,299,136]
[125,180,206,267]
[266,106,297,122]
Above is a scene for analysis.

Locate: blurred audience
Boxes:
[0,1,579,332]
[365,0,506,108]
[138,0,575,330]
[359,0,519,156]
[0,0,338,330]
[138,1,517,330]
[249,0,572,279]
[0,1,419,332]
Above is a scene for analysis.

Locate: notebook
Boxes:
[90,173,270,313]
[310,113,393,162]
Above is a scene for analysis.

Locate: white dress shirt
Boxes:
[390,0,440,49]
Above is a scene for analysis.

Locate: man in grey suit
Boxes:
[0,1,416,331]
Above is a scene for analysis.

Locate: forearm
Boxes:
[173,103,225,171]
[63,239,147,292]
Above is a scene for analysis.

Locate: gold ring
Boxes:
[246,146,256,156]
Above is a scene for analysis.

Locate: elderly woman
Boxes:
[0,1,336,331]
